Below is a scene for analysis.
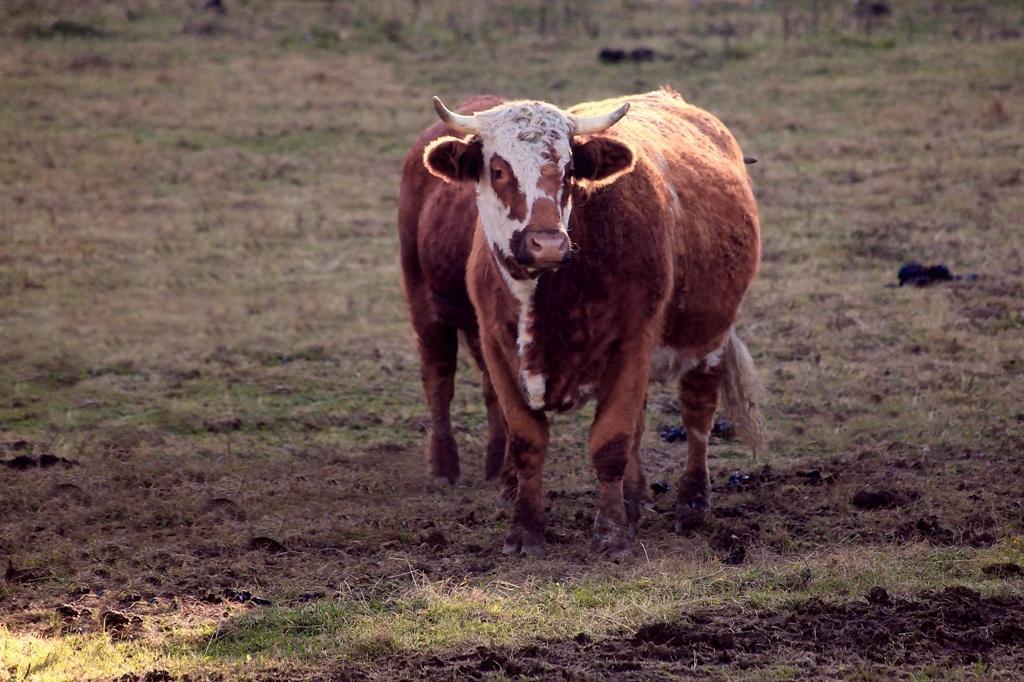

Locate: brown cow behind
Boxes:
[400,88,764,558]
[397,95,508,486]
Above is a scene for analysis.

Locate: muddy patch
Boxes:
[659,445,1024,554]
[401,586,1024,678]
[630,585,1024,667]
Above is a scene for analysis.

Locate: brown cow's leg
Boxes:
[590,358,650,558]
[465,331,509,481]
[675,359,724,531]
[416,322,460,484]
[623,399,649,538]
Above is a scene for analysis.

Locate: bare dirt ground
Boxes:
[404,587,1024,680]
[1,1,1023,680]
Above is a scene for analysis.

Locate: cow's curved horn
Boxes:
[572,102,630,135]
[433,96,479,135]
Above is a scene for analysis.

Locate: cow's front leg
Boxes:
[675,357,724,531]
[475,335,549,556]
[502,411,549,557]
[590,361,650,558]
[590,433,632,558]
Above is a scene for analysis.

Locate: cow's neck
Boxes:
[497,263,546,410]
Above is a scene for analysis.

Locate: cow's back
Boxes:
[568,88,760,352]
[398,95,504,329]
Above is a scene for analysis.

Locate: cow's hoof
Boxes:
[502,525,544,558]
[592,531,633,560]
[502,539,545,558]
[427,434,459,485]
[592,513,633,559]
[674,472,711,532]
[521,542,545,559]
[427,464,460,486]
[429,474,459,488]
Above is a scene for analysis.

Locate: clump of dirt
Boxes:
[101,609,143,640]
[204,497,245,520]
[54,603,93,634]
[115,671,176,682]
[247,536,288,554]
[3,453,76,470]
[718,465,778,491]
[4,564,51,584]
[420,529,448,551]
[16,19,108,39]
[203,417,243,433]
[983,562,1024,579]
[222,589,272,607]
[851,488,904,509]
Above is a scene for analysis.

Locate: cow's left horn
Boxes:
[572,102,630,135]
[433,96,479,136]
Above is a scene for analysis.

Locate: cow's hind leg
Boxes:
[675,355,725,531]
[465,331,509,482]
[415,322,461,484]
[623,398,649,538]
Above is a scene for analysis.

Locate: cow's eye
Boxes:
[491,167,503,182]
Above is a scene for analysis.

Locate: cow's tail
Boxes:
[720,329,766,459]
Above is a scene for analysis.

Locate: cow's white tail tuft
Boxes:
[720,329,766,459]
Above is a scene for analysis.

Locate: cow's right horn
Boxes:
[433,97,479,136]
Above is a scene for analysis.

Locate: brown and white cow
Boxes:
[399,88,764,558]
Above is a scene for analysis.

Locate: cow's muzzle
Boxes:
[514,229,570,268]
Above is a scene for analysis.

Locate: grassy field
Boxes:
[2,1,1023,679]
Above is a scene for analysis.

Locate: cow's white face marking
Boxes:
[470,102,579,411]
[470,102,575,265]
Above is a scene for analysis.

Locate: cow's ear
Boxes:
[424,136,483,183]
[571,137,636,187]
